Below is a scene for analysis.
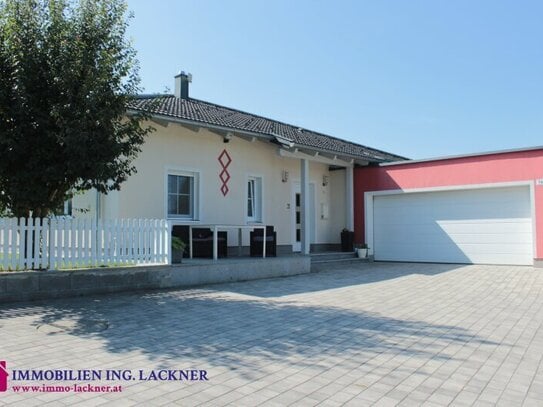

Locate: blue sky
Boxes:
[126,0,543,159]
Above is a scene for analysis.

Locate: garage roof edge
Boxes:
[380,145,543,167]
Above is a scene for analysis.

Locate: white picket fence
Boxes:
[0,218,170,271]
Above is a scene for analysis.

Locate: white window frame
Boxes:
[165,168,200,221]
[63,199,73,216]
[246,175,263,223]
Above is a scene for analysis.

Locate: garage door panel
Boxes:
[439,220,532,239]
[374,222,532,240]
[376,246,531,264]
[376,246,470,263]
[376,251,530,265]
[372,186,533,265]
[466,253,533,263]
[376,204,529,221]
[447,242,532,254]
[438,218,532,227]
[439,233,533,245]
[376,232,533,246]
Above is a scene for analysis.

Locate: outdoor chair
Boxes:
[250,225,277,257]
[191,228,228,258]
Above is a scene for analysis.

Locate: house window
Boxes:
[63,199,73,216]
[168,172,198,219]
[247,176,262,222]
[53,198,72,217]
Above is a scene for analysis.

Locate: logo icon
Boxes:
[0,361,8,392]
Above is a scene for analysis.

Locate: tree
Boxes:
[0,0,152,218]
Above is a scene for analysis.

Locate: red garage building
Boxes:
[354,147,543,266]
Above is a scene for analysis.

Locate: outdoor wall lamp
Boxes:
[282,170,289,183]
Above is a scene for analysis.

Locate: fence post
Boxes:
[0,219,5,271]
[90,218,97,267]
[104,219,111,265]
[26,217,34,270]
[96,218,103,266]
[142,219,148,264]
[0,218,5,271]
[153,219,159,264]
[47,218,51,270]
[49,218,56,270]
[9,218,14,270]
[112,218,118,265]
[166,220,172,265]
[157,219,163,264]
[36,217,42,269]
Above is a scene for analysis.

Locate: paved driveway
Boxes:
[1,263,542,406]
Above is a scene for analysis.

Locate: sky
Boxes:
[126,0,543,160]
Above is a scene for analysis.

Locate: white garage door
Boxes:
[372,186,533,265]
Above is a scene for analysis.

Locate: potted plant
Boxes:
[354,243,369,259]
[171,236,186,264]
[340,228,355,252]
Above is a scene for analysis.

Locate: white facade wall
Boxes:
[330,169,347,238]
[73,121,347,248]
[70,190,97,218]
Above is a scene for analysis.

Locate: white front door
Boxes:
[292,183,315,252]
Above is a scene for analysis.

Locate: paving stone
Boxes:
[0,263,542,405]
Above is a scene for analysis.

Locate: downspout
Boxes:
[95,189,101,226]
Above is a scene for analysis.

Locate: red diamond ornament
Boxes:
[218,149,232,196]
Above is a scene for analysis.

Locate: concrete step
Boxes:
[311,257,369,272]
[310,252,357,263]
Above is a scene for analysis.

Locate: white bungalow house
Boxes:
[72,72,403,255]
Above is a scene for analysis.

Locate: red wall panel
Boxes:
[355,149,543,259]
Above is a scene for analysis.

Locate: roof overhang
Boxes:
[278,148,367,167]
[128,110,274,143]
[128,109,375,165]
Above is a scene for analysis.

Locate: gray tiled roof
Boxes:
[128,95,406,163]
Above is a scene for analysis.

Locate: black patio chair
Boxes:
[192,228,228,258]
[250,225,277,257]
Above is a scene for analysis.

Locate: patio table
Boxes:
[189,224,266,260]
